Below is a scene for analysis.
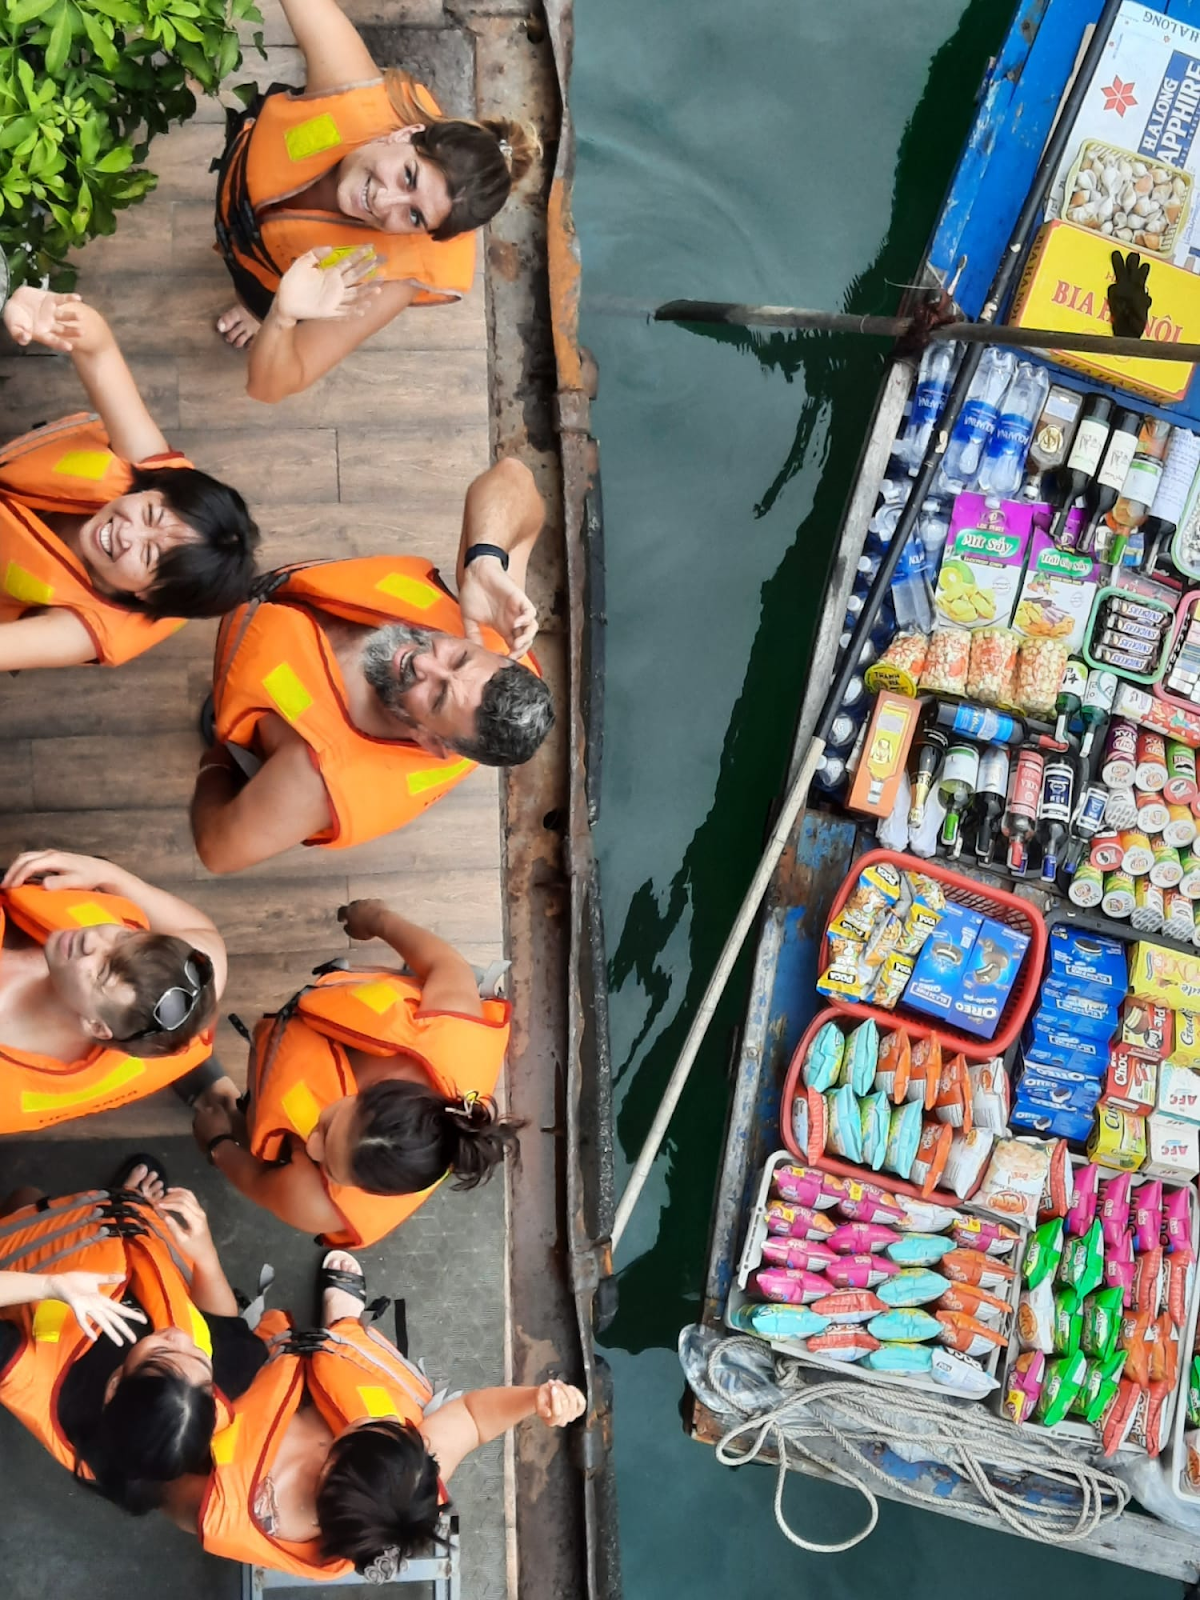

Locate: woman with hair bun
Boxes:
[211,0,538,400]
[195,898,522,1246]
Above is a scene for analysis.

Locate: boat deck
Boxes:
[0,8,511,1596]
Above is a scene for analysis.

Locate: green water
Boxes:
[573,2,1185,1594]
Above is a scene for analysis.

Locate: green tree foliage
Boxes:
[0,0,264,288]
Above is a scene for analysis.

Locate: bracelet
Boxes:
[207,1132,237,1165]
[463,542,509,572]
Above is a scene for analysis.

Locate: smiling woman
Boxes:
[0,290,259,671]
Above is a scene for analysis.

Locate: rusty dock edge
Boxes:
[476,2,620,1597]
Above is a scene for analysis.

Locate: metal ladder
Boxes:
[240,1514,461,1598]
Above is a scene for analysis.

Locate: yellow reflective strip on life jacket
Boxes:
[19,1055,146,1115]
[189,1304,213,1359]
[351,981,399,1016]
[356,1385,399,1419]
[317,245,360,271]
[3,561,55,606]
[285,113,342,161]
[406,758,472,797]
[67,901,119,927]
[373,572,442,611]
[51,449,112,480]
[262,662,314,723]
[210,1414,241,1465]
[32,1299,71,1343]
[281,1080,322,1138]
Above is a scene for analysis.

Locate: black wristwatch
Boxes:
[207,1132,237,1165]
[463,542,509,572]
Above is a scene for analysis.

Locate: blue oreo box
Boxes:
[1015,1062,1104,1115]
[1010,1100,1096,1142]
[1022,1016,1109,1077]
[902,903,984,1023]
[1035,980,1121,1041]
[1048,925,1128,999]
[949,916,1031,1040]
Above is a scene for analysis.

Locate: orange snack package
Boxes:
[910,1121,953,1198]
[875,1029,912,1103]
[935,1310,1008,1357]
[912,1035,943,1113]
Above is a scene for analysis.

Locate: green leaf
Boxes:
[252,25,263,57]
[216,27,237,76]
[79,10,118,69]
[93,143,132,171]
[231,78,255,106]
[44,1,71,74]
[0,114,37,149]
[15,56,36,106]
[78,111,100,164]
[8,0,57,25]
[172,17,201,40]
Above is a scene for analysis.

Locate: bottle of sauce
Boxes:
[1078,408,1140,555]
[971,744,1011,865]
[1048,393,1113,546]
[1003,745,1045,876]
[938,743,980,857]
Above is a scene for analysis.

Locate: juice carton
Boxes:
[935,496,1035,632]
[950,916,1031,1040]
[1011,526,1099,655]
[903,903,984,1025]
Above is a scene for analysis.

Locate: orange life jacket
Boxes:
[0,882,214,1132]
[247,965,511,1246]
[200,1313,439,1578]
[0,412,191,665]
[211,555,538,850]
[214,78,476,320]
[0,1190,217,1473]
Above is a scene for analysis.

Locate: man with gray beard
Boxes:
[190,458,552,874]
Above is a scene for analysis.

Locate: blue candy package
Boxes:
[1016,1063,1105,1115]
[903,903,983,1023]
[1010,1101,1096,1142]
[1036,981,1121,1041]
[1022,1017,1109,1077]
[950,916,1031,1040]
[842,1019,880,1096]
[1048,926,1128,998]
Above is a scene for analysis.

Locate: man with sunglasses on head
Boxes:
[0,850,227,1133]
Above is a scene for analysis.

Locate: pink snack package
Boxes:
[1103,1229,1136,1307]
[771,1164,824,1208]
[806,1327,881,1362]
[1100,1172,1134,1251]
[950,1216,1019,1257]
[825,1253,901,1290]
[754,1267,831,1305]
[1164,1186,1192,1254]
[811,1289,887,1325]
[763,1201,837,1241]
[1004,1350,1046,1425]
[835,1179,905,1225]
[1134,1180,1164,1253]
[760,1237,838,1273]
[1066,1163,1100,1239]
[826,1222,899,1256]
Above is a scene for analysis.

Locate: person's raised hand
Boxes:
[4,286,83,353]
[534,1378,585,1428]
[274,246,382,326]
[155,1187,218,1266]
[2,849,112,893]
[459,559,538,659]
[44,1271,147,1345]
[336,899,388,942]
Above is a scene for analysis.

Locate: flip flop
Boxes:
[108,1152,170,1196]
[317,1250,389,1327]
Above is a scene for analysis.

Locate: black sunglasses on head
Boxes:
[120,951,212,1042]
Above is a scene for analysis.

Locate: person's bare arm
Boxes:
[419,1380,584,1482]
[339,900,482,1016]
[0,610,98,670]
[1,851,228,994]
[453,460,546,657]
[191,743,332,875]
[246,278,416,404]
[208,1134,346,1236]
[278,0,378,92]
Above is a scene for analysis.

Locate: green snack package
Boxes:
[1023,1218,1065,1290]
[1190,1354,1200,1428]
[1051,1287,1081,1357]
[1083,1350,1127,1427]
[1080,1286,1124,1363]
[1034,1350,1088,1427]
[1057,1219,1105,1301]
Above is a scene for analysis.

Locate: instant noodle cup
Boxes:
[875,1269,951,1308]
[859,1089,891,1173]
[942,1248,1016,1290]
[810,1290,887,1325]
[1100,1376,1141,1456]
[865,1342,933,1374]
[935,1310,1007,1359]
[931,1346,1000,1397]
[842,1019,880,1095]
[886,1233,955,1267]
[1058,1219,1105,1300]
[824,1085,862,1163]
[1134,1180,1164,1252]
[763,1202,836,1243]
[913,1036,945,1116]
[1051,1287,1082,1356]
[937,1281,1012,1326]
[875,1029,912,1102]
[1023,1218,1065,1289]
[729,1303,831,1342]
[1066,1163,1100,1238]
[829,862,903,940]
[806,1327,881,1362]
[909,1121,953,1198]
[1080,1286,1124,1362]
[1017,1279,1055,1354]
[950,1216,1019,1257]
[893,1194,959,1234]
[1133,1247,1163,1315]
[1004,1350,1046,1424]
[825,1253,901,1290]
[802,1021,846,1092]
[753,1268,833,1305]
[791,1088,829,1164]
[1100,1172,1134,1250]
[941,1128,994,1201]
[866,1308,941,1343]
[884,1100,923,1180]
[1034,1350,1088,1426]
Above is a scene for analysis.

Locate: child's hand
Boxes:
[3,286,83,352]
[534,1379,585,1428]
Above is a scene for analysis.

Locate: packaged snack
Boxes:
[884,1100,924,1181]
[771,1165,835,1210]
[937,1281,1012,1325]
[1040,1140,1074,1223]
[1143,1113,1200,1181]
[802,1021,845,1092]
[1130,941,1200,1010]
[953,920,1030,1041]
[806,1327,881,1362]
[911,1035,944,1113]
[826,1222,897,1256]
[817,941,869,1003]
[1011,1101,1096,1142]
[1024,1016,1109,1075]
[967,626,1020,704]
[941,1128,994,1200]
[1018,1279,1056,1353]
[867,1308,941,1343]
[865,632,929,699]
[1165,1186,1192,1253]
[1134,1180,1164,1252]
[1148,1310,1179,1387]
[829,863,904,941]
[1166,1251,1195,1329]
[1080,1350,1128,1427]
[1016,1064,1104,1117]
[1049,927,1129,995]
[865,1342,933,1374]
[1170,1009,1200,1069]
[1080,1287,1125,1363]
[1066,1163,1100,1238]
[753,1268,832,1306]
[1088,1103,1148,1172]
[1105,1044,1158,1116]
[941,1248,1016,1290]
[1118,1308,1155,1386]
[876,1269,952,1308]
[871,953,916,1011]
[1014,637,1071,720]
[760,1237,840,1272]
[791,1087,829,1164]
[886,1233,955,1267]
[1099,1172,1134,1250]
[1058,1220,1106,1300]
[1099,1377,1141,1457]
[893,1193,959,1234]
[893,887,944,958]
[951,1216,1019,1257]
[729,1303,831,1342]
[903,903,984,1026]
[1156,1064,1200,1125]
[1024,1219,1066,1289]
[1034,1350,1088,1426]
[1005,1350,1047,1424]
[1037,980,1122,1039]
[824,1085,863,1164]
[933,1051,973,1130]
[835,1181,906,1226]
[1130,1379,1171,1459]
[936,1310,1008,1358]
[875,1029,912,1102]
[909,1121,953,1198]
[1121,999,1174,1055]
[1103,1228,1136,1306]
[930,1346,1000,1397]
[1013,527,1099,653]
[974,1138,1053,1227]
[856,1091,890,1173]
[937,495,1035,631]
[761,1203,836,1245]
[1184,1429,1200,1487]
[810,1290,887,1325]
[862,914,905,974]
[825,1253,901,1291]
[968,1058,1011,1133]
[1051,1286,1082,1356]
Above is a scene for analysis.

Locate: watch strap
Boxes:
[463,542,509,572]
[207,1132,237,1165]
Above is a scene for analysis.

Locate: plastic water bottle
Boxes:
[976,361,1051,502]
[895,342,961,469]
[916,497,950,577]
[936,346,1016,492]
[890,531,935,632]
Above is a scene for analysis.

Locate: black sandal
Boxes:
[108,1153,170,1196]
[317,1251,388,1326]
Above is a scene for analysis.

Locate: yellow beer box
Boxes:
[1010,220,1200,403]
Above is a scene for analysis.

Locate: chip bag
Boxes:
[802,1021,846,1092]
[875,1029,912,1103]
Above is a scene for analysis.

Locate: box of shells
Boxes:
[1060,138,1192,260]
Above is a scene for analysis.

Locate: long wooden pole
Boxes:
[654,298,1200,364]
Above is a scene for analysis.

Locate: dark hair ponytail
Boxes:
[350,1080,522,1197]
[75,1361,217,1515]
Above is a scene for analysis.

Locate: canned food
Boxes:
[1069,861,1104,907]
[1182,849,1200,899]
[1101,720,1139,789]
[1120,829,1154,874]
[1091,830,1126,870]
[1102,870,1136,918]
[1165,742,1199,805]
[1166,803,1200,848]
[1150,837,1184,888]
[1165,890,1195,939]
[1135,731,1169,792]
[1136,790,1170,834]
[1105,789,1139,829]
[1133,877,1165,932]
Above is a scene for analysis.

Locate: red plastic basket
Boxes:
[820,849,1046,1058]
[781,1006,982,1206]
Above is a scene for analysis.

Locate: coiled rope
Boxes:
[705,1335,1131,1554]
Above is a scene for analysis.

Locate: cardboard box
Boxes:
[1105,1042,1159,1114]
[903,903,983,1024]
[1037,979,1123,1040]
[1121,999,1174,1057]
[1010,221,1200,402]
[1143,1111,1200,1181]
[1048,924,1129,997]
[1113,681,1200,748]
[1011,1101,1097,1142]
[1171,1009,1200,1068]
[1024,1016,1110,1076]
[936,496,1035,631]
[1130,942,1200,1010]
[1016,1061,1105,1114]
[951,916,1032,1040]
[1088,1099,1148,1170]
[1156,1061,1200,1124]
[846,692,920,818]
[1012,528,1100,655]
